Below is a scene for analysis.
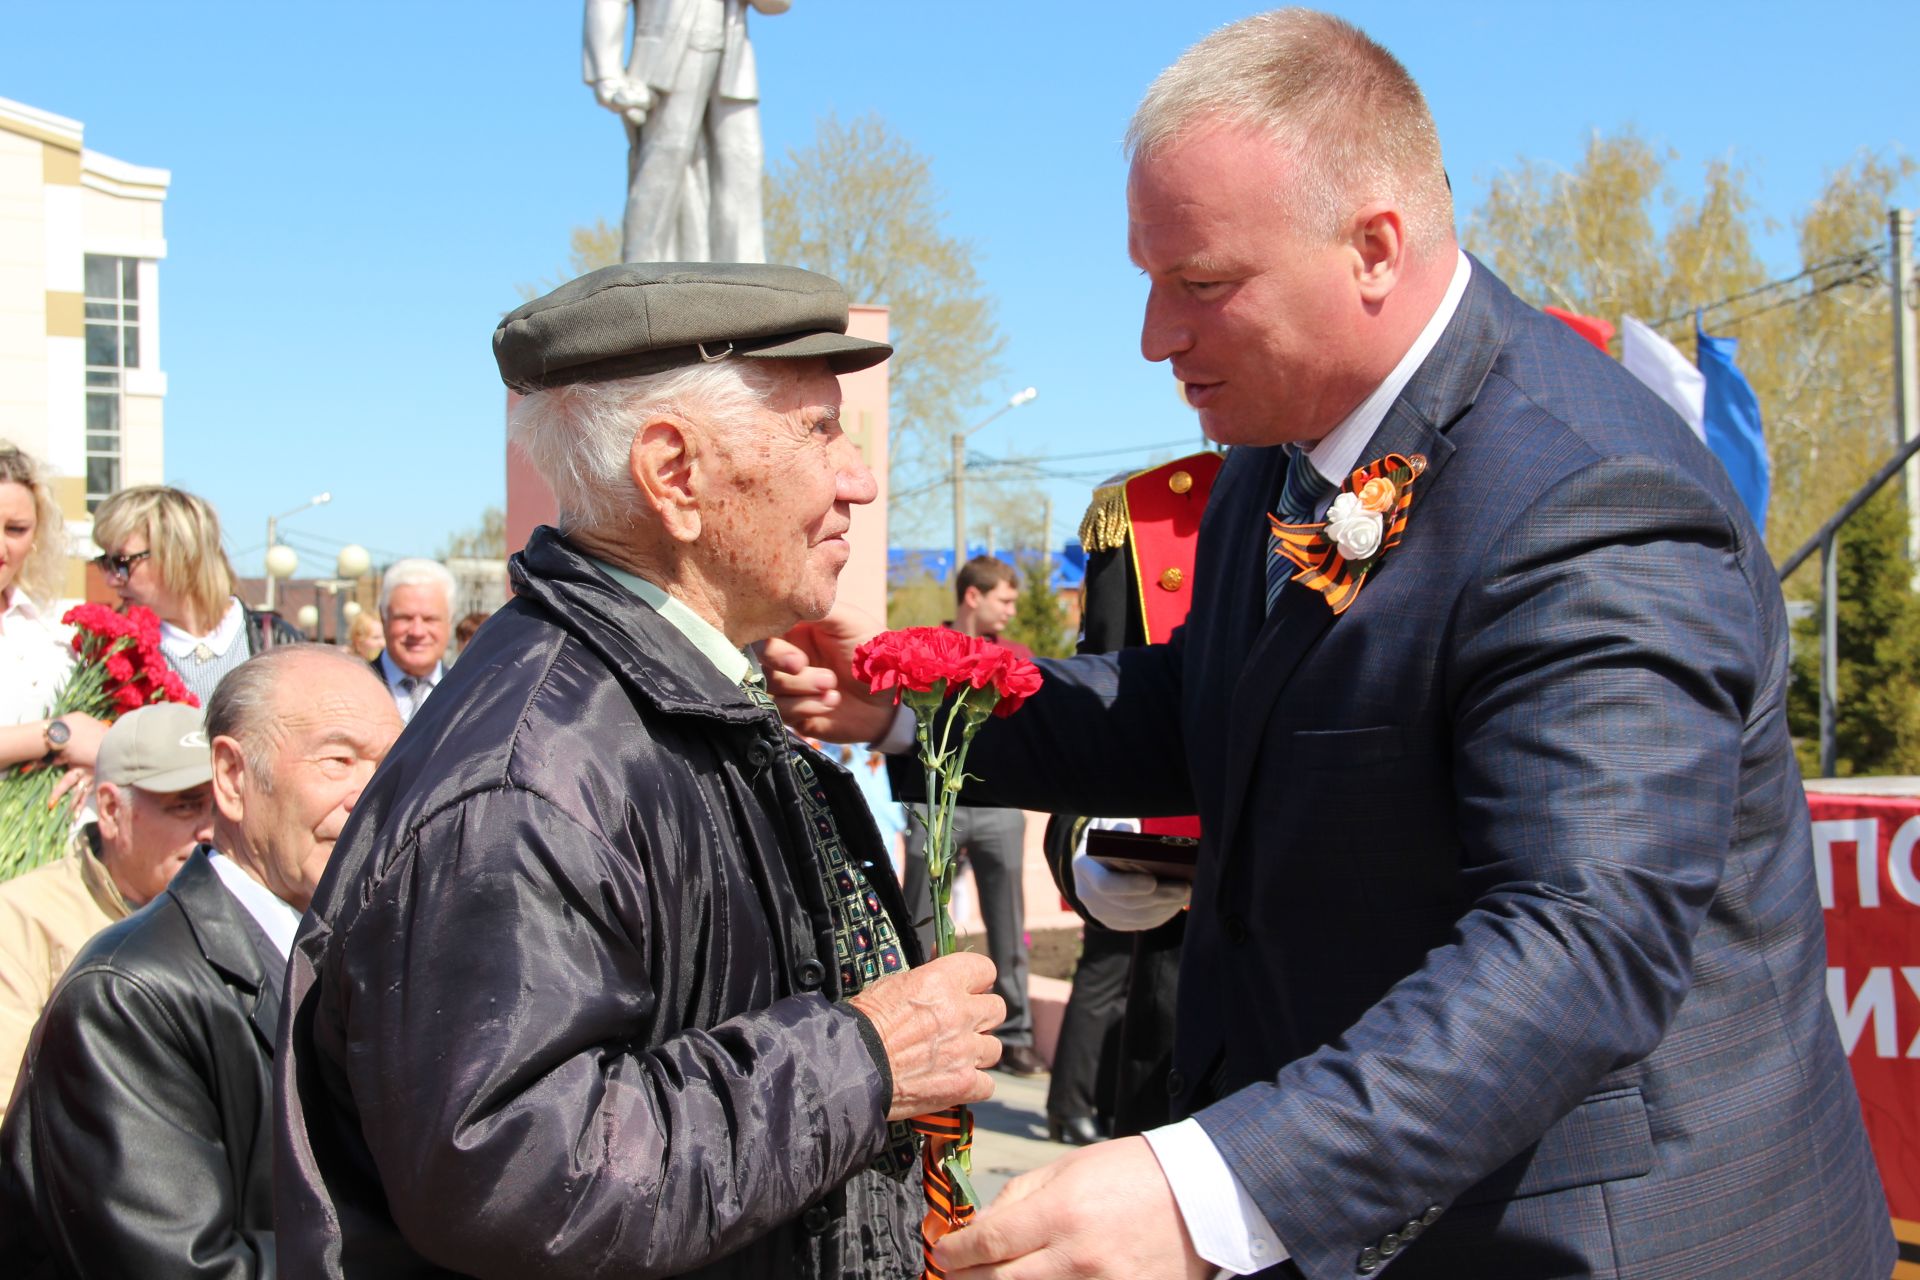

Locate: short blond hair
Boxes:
[91,486,236,627]
[1127,8,1453,253]
[0,440,68,606]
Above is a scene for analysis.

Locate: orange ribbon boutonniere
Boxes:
[1268,453,1426,615]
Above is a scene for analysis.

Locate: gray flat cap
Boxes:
[494,262,892,392]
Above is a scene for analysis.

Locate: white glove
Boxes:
[1072,845,1191,932]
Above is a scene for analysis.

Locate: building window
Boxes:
[83,254,139,511]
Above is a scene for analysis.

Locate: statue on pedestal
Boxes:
[582,0,789,264]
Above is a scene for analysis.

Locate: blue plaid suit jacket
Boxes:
[962,261,1892,1278]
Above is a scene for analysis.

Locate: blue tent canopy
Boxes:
[888,545,1087,591]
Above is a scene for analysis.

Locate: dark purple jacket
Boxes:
[276,528,921,1279]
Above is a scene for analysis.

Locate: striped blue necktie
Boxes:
[1264,446,1337,614]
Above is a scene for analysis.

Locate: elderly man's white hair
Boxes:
[508,360,781,534]
[378,557,458,618]
[1127,8,1454,255]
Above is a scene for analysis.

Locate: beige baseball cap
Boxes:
[96,703,212,792]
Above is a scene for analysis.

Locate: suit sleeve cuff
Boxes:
[870,704,918,755]
[1143,1118,1289,1276]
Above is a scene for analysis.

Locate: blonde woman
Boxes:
[0,443,107,770]
[89,486,301,707]
[347,609,385,662]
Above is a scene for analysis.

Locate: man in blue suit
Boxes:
[770,9,1890,1278]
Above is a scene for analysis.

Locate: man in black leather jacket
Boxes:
[276,264,1006,1279]
[0,645,400,1278]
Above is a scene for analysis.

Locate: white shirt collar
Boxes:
[1,587,46,628]
[160,596,247,662]
[1301,251,1473,501]
[204,848,302,959]
[587,557,754,685]
[378,648,442,690]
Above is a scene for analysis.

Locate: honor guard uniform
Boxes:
[1044,451,1220,1142]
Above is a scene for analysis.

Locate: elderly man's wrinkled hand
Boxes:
[764,603,894,743]
[848,951,1003,1121]
[937,1137,1212,1280]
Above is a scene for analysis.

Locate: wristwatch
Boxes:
[42,718,70,756]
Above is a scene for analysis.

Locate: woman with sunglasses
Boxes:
[0,443,108,772]
[90,486,302,707]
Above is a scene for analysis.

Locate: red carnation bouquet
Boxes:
[1,603,198,880]
[851,626,1043,1268]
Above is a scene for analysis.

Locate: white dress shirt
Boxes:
[1145,249,1472,1276]
[377,649,446,724]
[0,588,74,726]
[205,849,303,959]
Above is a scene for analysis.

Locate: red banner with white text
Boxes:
[1807,787,1920,1273]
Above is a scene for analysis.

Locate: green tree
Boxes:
[541,114,1029,547]
[1001,553,1073,659]
[440,505,506,560]
[1787,486,1920,776]
[764,113,1021,543]
[1466,133,1914,568]
[887,568,952,630]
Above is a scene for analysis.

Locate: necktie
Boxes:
[1265,446,1337,613]
[399,675,431,719]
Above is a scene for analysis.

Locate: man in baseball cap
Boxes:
[0,702,213,1105]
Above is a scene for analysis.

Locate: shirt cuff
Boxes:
[1142,1118,1288,1276]
[870,704,918,755]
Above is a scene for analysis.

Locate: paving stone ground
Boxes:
[969,1067,1062,1203]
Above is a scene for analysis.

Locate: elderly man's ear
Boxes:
[209,736,250,826]
[628,418,704,543]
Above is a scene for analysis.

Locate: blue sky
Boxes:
[4,1,1914,572]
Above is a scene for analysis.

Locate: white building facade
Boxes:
[0,95,169,597]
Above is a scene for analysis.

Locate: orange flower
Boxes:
[1356,476,1398,514]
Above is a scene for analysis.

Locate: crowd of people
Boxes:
[0,7,1898,1279]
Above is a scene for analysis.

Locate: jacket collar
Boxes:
[74,823,135,922]
[168,848,286,1057]
[510,527,766,727]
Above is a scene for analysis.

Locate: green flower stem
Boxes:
[900,682,1003,1204]
[0,632,135,881]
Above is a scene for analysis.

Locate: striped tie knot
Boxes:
[1265,447,1336,613]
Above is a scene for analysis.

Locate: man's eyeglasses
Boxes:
[92,550,151,581]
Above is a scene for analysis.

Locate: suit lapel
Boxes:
[1211,260,1504,867]
[171,849,286,1058]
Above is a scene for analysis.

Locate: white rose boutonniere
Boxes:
[1267,452,1426,616]
[1323,492,1385,562]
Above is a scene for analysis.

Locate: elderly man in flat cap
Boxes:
[276,263,1005,1280]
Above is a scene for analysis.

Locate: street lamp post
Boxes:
[313,544,372,645]
[264,492,332,613]
[952,387,1037,583]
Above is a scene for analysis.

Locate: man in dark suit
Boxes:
[0,646,399,1277]
[769,10,1891,1278]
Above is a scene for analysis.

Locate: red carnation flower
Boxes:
[853,626,1043,717]
[853,626,979,700]
[962,646,1044,717]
